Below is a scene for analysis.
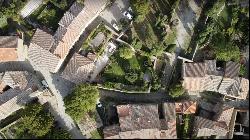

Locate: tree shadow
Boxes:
[175,0,197,36]
[99,0,129,30]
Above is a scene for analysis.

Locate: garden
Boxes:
[130,0,180,54]
[81,22,112,57]
[99,0,182,93]
[191,0,249,63]
[0,0,30,37]
[101,42,162,92]
[0,0,74,40]
[28,1,68,32]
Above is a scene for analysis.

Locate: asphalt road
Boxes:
[99,88,183,104]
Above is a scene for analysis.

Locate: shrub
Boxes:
[64,84,99,121]
[125,73,138,83]
[211,33,240,61]
[130,0,150,23]
[45,127,71,139]
[239,64,247,76]
[16,102,54,138]
[119,46,134,59]
[166,44,176,53]
[169,83,185,98]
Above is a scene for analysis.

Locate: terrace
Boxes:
[80,22,113,57]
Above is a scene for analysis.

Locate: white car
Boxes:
[123,11,133,20]
[112,23,120,31]
[96,99,102,107]
[107,42,117,53]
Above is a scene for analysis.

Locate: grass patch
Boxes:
[105,62,125,77]
[128,55,141,70]
[164,28,177,45]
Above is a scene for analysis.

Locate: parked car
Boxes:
[41,80,49,89]
[96,99,102,108]
[107,42,117,53]
[112,23,121,31]
[123,11,133,20]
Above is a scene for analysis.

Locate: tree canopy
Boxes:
[45,127,72,139]
[64,84,99,121]
[169,83,185,98]
[211,32,240,61]
[130,0,150,22]
[16,102,54,138]
[119,46,134,59]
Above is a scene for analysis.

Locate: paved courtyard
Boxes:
[99,0,130,31]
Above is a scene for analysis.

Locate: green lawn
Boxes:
[128,55,141,70]
[36,3,64,31]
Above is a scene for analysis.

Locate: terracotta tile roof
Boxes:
[117,104,161,132]
[213,105,234,127]
[183,62,205,77]
[0,36,18,48]
[0,88,21,105]
[239,78,249,99]
[104,103,177,139]
[193,116,217,135]
[224,61,240,78]
[204,60,217,75]
[61,53,96,82]
[31,29,54,51]
[28,43,60,72]
[194,103,234,137]
[1,71,32,90]
[105,128,177,139]
[175,101,197,114]
[203,75,223,91]
[183,60,249,99]
[0,89,41,121]
[53,0,107,59]
[53,26,67,47]
[103,124,121,138]
[58,11,75,28]
[0,36,18,62]
[183,77,204,91]
[68,1,84,17]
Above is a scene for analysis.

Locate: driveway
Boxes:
[174,0,203,49]
[99,0,130,30]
